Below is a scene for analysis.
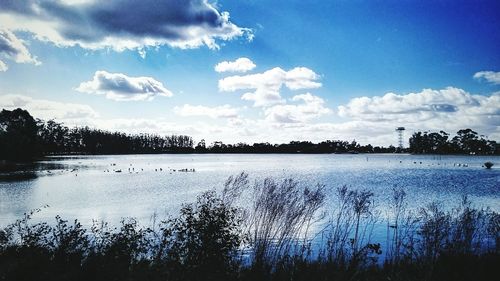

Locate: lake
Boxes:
[0,154,499,228]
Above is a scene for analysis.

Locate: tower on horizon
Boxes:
[395,127,405,149]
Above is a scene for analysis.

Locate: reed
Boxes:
[0,174,498,281]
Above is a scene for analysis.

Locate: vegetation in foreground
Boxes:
[0,173,498,281]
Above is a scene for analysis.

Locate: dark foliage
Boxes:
[0,175,498,281]
[196,139,397,154]
[0,108,194,160]
[37,120,194,155]
[0,109,39,160]
[1,108,499,160]
[167,191,244,281]
[409,129,498,155]
[0,191,244,281]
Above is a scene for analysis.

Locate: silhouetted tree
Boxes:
[409,129,497,155]
[3,109,497,158]
[0,108,195,159]
[0,109,39,160]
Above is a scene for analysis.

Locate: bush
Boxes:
[0,174,498,281]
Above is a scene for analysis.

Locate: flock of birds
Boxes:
[104,163,196,174]
[45,159,493,178]
[396,160,471,167]
[44,164,196,177]
[399,160,472,167]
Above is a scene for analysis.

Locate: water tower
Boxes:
[395,127,405,149]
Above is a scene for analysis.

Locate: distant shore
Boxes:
[1,109,498,161]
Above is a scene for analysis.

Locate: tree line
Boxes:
[1,108,498,160]
[408,129,499,155]
[0,108,193,160]
[194,139,397,154]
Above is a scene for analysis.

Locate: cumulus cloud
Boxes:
[0,94,206,137]
[0,0,251,52]
[0,60,7,72]
[338,87,495,121]
[215,57,256,73]
[0,29,40,70]
[218,67,322,107]
[336,87,499,145]
[0,94,98,120]
[264,93,332,123]
[174,104,239,119]
[473,71,500,84]
[76,71,173,101]
[86,118,202,136]
[3,87,497,147]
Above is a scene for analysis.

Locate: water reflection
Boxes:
[0,160,84,182]
[0,154,498,228]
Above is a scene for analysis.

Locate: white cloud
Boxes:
[76,71,173,101]
[0,60,7,72]
[0,0,251,52]
[0,29,40,70]
[215,57,256,73]
[336,87,499,145]
[338,87,494,121]
[218,67,322,107]
[174,104,239,119]
[264,93,332,123]
[2,87,497,147]
[473,71,500,84]
[284,67,322,90]
[0,94,98,120]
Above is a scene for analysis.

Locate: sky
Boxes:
[0,0,499,146]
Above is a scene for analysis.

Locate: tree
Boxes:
[169,191,243,281]
[452,129,478,154]
[409,129,497,155]
[0,108,39,160]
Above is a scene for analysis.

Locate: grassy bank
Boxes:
[1,173,498,281]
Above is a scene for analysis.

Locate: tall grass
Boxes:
[246,178,325,268]
[0,173,498,281]
[320,186,380,269]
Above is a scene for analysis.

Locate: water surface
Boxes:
[1,154,498,227]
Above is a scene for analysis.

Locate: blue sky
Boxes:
[0,0,499,146]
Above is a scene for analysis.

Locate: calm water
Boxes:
[0,154,499,227]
